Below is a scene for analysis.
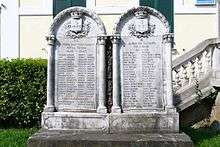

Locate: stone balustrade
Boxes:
[172,38,220,111]
[173,38,220,92]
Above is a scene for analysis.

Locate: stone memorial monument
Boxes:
[28,6,193,147]
[110,6,178,133]
[41,7,109,132]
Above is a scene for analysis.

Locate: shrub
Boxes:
[0,59,47,128]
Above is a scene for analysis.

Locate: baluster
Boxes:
[181,64,189,86]
[172,70,176,86]
[205,48,212,74]
[174,67,181,90]
[196,55,203,79]
[189,59,196,85]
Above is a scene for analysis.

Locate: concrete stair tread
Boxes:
[28,130,193,147]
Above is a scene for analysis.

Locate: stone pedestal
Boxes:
[110,112,179,134]
[28,130,193,147]
[41,112,109,133]
[41,112,178,134]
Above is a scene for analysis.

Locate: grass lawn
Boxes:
[0,128,38,147]
[183,127,220,147]
[0,127,220,147]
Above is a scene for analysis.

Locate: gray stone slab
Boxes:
[120,36,164,111]
[110,6,179,134]
[41,112,179,133]
[42,112,109,133]
[110,112,179,133]
[113,6,173,113]
[55,38,98,111]
[28,130,193,147]
[47,7,106,112]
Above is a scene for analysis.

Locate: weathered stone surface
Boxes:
[110,6,179,134]
[120,36,164,111]
[55,38,98,111]
[42,112,109,133]
[113,6,173,113]
[110,112,179,133]
[42,7,108,131]
[45,7,107,113]
[32,6,193,147]
[28,130,193,147]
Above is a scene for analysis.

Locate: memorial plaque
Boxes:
[115,7,170,112]
[56,38,97,110]
[121,36,164,110]
[52,9,106,112]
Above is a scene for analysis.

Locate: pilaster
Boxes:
[97,35,108,114]
[111,35,121,113]
[44,35,56,112]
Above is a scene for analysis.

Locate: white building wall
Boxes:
[0,0,219,58]
[0,0,53,59]
[87,0,139,34]
[0,0,19,58]
[19,0,53,58]
[174,0,219,54]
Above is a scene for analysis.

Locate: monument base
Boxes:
[110,112,179,133]
[42,111,179,133]
[42,112,109,133]
[28,130,193,147]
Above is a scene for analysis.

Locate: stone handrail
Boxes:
[172,38,220,92]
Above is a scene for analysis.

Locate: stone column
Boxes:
[163,34,175,110]
[97,36,107,114]
[211,43,220,124]
[44,35,56,112]
[211,43,220,89]
[213,43,220,72]
[111,35,121,113]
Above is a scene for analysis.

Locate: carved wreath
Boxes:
[128,24,155,39]
[65,22,91,39]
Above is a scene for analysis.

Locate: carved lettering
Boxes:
[56,38,97,110]
[121,36,163,110]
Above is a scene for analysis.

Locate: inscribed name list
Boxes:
[121,36,164,110]
[56,38,97,110]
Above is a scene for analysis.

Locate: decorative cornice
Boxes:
[113,6,170,35]
[215,43,220,49]
[110,35,121,44]
[97,36,107,45]
[163,33,174,43]
[49,7,106,36]
[46,35,56,46]
[134,9,149,19]
[70,11,83,19]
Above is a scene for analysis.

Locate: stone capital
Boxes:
[163,33,174,43]
[97,36,107,45]
[215,43,220,49]
[46,35,56,46]
[110,35,120,44]
[44,106,55,112]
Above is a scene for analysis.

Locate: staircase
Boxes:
[172,38,220,112]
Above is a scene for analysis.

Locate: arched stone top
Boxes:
[49,7,106,35]
[114,6,170,35]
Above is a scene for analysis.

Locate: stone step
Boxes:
[28,130,193,147]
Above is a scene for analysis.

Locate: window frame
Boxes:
[53,0,86,17]
[195,0,216,5]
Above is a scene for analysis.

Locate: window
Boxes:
[139,0,174,33]
[196,0,216,5]
[53,0,86,17]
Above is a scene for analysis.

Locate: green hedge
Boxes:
[0,59,47,128]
